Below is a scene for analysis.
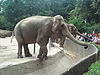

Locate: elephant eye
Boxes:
[61,24,64,28]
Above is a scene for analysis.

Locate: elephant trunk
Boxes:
[64,27,88,47]
[77,31,92,42]
[76,31,82,36]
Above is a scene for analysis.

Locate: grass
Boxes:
[83,44,100,75]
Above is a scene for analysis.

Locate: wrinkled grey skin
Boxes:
[67,24,82,37]
[53,22,89,47]
[50,23,82,47]
[13,15,88,60]
[50,31,66,47]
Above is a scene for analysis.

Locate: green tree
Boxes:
[0,15,14,30]
[23,0,52,16]
[91,0,100,23]
[68,0,100,33]
[50,0,76,18]
[0,0,99,32]
[2,0,26,24]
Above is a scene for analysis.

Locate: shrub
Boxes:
[0,15,14,30]
[83,61,100,75]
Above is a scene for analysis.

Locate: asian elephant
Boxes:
[67,24,82,37]
[13,15,88,60]
[50,23,82,47]
[50,30,66,47]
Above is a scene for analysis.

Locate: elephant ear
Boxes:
[71,24,77,32]
[68,24,76,31]
[52,15,64,33]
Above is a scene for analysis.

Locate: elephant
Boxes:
[67,24,82,37]
[12,15,88,60]
[50,30,66,47]
[50,23,82,47]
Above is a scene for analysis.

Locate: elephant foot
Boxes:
[60,45,63,48]
[37,55,43,60]
[25,53,32,57]
[43,56,48,60]
[17,55,23,58]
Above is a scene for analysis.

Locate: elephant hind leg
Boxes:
[23,44,32,57]
[17,43,23,58]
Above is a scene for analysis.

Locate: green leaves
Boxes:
[91,0,100,14]
[0,15,14,30]
[83,61,100,75]
[68,0,100,33]
[0,0,99,32]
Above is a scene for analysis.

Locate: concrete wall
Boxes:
[0,39,98,75]
[62,39,98,75]
[64,39,97,58]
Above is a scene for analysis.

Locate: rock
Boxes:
[0,29,12,38]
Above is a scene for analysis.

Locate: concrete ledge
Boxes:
[97,50,100,60]
[0,50,65,75]
[61,39,98,75]
[62,53,97,75]
[0,38,98,75]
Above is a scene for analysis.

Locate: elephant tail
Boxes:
[10,31,15,42]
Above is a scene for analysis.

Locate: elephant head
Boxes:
[67,24,82,37]
[52,18,89,47]
[52,15,65,33]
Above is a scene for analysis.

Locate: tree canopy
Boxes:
[0,0,100,33]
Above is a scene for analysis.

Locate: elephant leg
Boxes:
[42,46,48,59]
[17,43,23,58]
[33,43,35,54]
[37,46,48,60]
[23,44,32,57]
[60,37,65,47]
[37,47,43,59]
[50,38,54,47]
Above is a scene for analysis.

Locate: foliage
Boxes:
[0,0,99,32]
[0,15,14,30]
[0,16,7,29]
[83,61,100,75]
[91,0,100,15]
[68,10,84,32]
[50,0,76,18]
[83,43,100,75]
[68,0,100,33]
[1,0,26,24]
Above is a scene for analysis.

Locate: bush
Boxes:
[3,22,14,31]
[0,16,7,29]
[0,15,14,31]
[83,45,100,75]
[68,16,85,32]
[83,61,100,75]
[68,15,100,33]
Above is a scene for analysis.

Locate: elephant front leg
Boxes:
[17,43,23,58]
[23,44,32,57]
[50,38,54,47]
[42,46,48,60]
[37,47,43,59]
[60,37,65,47]
[38,46,48,60]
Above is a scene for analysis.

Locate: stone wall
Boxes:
[0,29,12,38]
